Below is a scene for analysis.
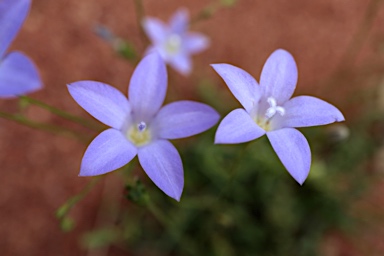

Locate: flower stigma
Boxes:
[164,34,182,55]
[255,97,285,131]
[137,121,146,132]
[127,121,151,146]
[265,97,285,119]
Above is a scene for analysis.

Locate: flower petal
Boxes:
[138,140,183,201]
[80,128,137,176]
[184,32,209,54]
[211,63,261,113]
[267,128,311,185]
[215,108,265,144]
[142,18,168,44]
[0,51,42,98]
[260,49,298,104]
[277,96,345,128]
[169,8,189,34]
[0,0,30,58]
[153,100,220,139]
[67,81,130,129]
[169,54,191,75]
[129,53,167,121]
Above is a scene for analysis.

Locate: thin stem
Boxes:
[0,111,89,143]
[191,0,233,25]
[133,0,148,45]
[56,177,102,220]
[20,96,102,131]
[340,0,383,66]
[146,200,169,226]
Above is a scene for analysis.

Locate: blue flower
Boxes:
[212,49,345,184]
[143,8,209,75]
[0,0,42,98]
[68,53,219,201]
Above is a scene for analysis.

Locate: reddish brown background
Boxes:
[1,0,384,255]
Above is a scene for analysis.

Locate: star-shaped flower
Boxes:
[143,8,209,75]
[212,49,345,184]
[0,0,42,98]
[68,53,219,201]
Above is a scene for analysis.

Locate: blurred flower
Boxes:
[212,49,344,184]
[143,8,209,75]
[68,53,219,201]
[0,0,42,98]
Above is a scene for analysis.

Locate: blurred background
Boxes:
[1,0,384,255]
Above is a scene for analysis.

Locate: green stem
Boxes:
[19,96,102,131]
[0,111,89,143]
[56,177,102,220]
[191,0,233,25]
[146,200,169,226]
[133,0,148,45]
[340,0,383,66]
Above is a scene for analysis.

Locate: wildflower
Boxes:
[68,53,219,201]
[0,0,42,98]
[143,8,209,75]
[212,49,345,184]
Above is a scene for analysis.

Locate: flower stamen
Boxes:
[265,97,285,119]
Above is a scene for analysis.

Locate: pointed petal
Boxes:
[142,18,168,44]
[278,96,345,128]
[129,53,167,121]
[67,81,130,129]
[211,63,261,113]
[215,108,265,144]
[260,49,298,104]
[0,51,42,98]
[138,140,183,201]
[0,0,30,58]
[80,129,137,176]
[169,8,189,34]
[267,128,311,185]
[153,100,220,139]
[169,54,191,75]
[184,32,209,54]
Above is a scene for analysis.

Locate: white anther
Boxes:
[265,97,285,119]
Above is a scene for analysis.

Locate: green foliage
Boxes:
[112,120,376,256]
[125,178,150,206]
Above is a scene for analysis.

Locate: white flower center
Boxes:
[254,97,285,131]
[265,97,285,119]
[164,34,182,55]
[127,121,151,146]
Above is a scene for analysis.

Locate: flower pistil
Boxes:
[127,121,152,146]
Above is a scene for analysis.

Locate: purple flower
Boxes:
[212,49,345,185]
[0,0,42,98]
[68,53,219,201]
[143,8,209,75]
